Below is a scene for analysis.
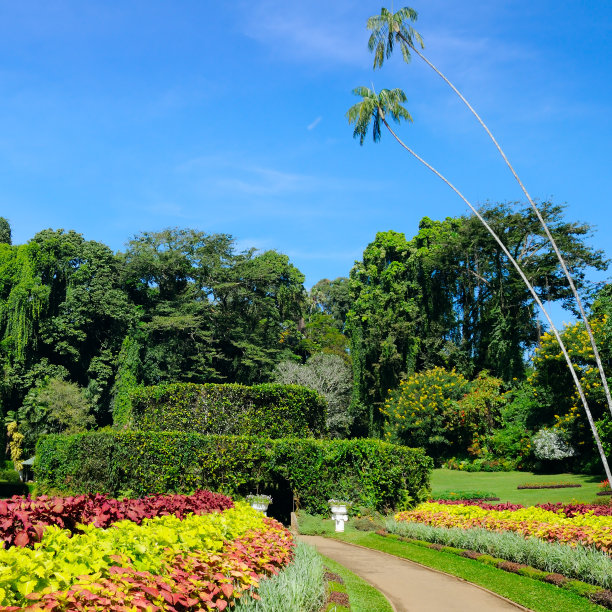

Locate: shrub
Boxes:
[36,432,432,514]
[532,428,576,460]
[430,490,499,501]
[443,456,519,472]
[381,367,471,461]
[123,382,327,438]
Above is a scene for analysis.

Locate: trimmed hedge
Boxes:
[35,432,432,513]
[120,382,327,438]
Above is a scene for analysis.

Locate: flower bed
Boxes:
[516,483,581,490]
[429,499,612,516]
[0,489,233,549]
[396,501,612,552]
[429,490,499,502]
[0,502,293,610]
[379,528,612,608]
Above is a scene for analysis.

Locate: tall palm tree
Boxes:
[365,6,612,420]
[347,86,612,483]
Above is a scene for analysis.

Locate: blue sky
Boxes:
[1,1,611,323]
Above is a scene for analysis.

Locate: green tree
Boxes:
[0,230,134,425]
[309,278,351,330]
[121,228,307,386]
[213,249,306,383]
[0,218,11,245]
[346,230,421,435]
[346,207,606,436]
[528,293,612,470]
[17,378,95,455]
[381,367,471,462]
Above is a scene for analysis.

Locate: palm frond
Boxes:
[366,6,424,68]
[347,86,411,144]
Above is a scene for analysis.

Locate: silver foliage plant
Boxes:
[235,541,325,611]
[532,428,576,461]
[273,353,353,438]
[386,519,612,589]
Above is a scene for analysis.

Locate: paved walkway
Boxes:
[299,535,530,612]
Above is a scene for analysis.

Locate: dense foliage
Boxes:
[382,368,509,464]
[35,432,432,513]
[0,207,609,474]
[0,226,310,444]
[124,382,327,438]
[346,203,606,435]
[526,303,612,470]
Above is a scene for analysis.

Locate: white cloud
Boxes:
[307,116,322,130]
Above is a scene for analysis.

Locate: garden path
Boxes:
[299,535,530,612]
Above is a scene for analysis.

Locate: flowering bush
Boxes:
[381,367,471,459]
[532,428,575,460]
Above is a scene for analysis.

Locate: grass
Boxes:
[332,531,604,612]
[321,556,393,612]
[431,469,604,504]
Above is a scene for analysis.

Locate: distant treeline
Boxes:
[0,201,610,471]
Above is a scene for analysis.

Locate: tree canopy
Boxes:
[347,203,607,435]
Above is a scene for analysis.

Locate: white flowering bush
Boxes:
[532,428,576,460]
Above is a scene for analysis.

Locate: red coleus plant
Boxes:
[0,489,233,549]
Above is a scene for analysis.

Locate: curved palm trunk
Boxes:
[379,112,612,484]
[398,34,612,420]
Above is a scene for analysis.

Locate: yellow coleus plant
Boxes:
[0,502,266,606]
[396,502,612,552]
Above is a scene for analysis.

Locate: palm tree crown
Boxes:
[347,87,412,145]
[367,7,423,69]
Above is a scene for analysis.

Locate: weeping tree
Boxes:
[346,85,612,483]
[365,5,612,422]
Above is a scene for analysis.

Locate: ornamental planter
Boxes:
[246,494,272,516]
[328,500,350,532]
[251,501,270,515]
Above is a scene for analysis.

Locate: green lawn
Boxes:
[431,469,604,505]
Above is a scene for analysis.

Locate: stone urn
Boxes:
[328,499,350,532]
[247,494,272,516]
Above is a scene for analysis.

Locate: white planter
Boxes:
[329,504,349,532]
[251,502,269,516]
